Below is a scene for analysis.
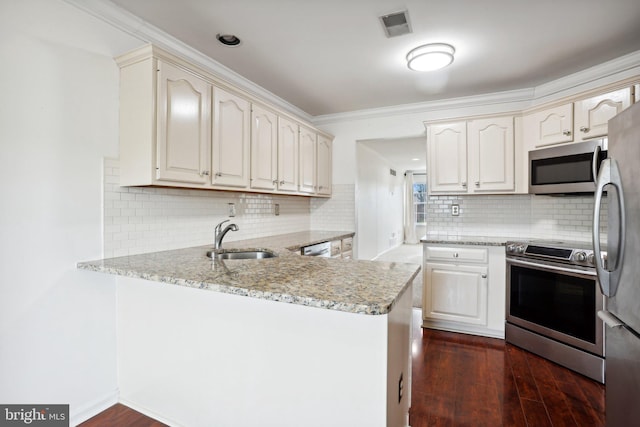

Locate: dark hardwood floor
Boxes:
[80,310,605,427]
[409,311,605,427]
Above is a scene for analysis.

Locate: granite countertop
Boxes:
[77,231,420,316]
[420,235,510,246]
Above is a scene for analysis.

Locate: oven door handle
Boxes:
[592,158,626,297]
[506,257,596,278]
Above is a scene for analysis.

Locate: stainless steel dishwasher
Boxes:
[300,241,331,257]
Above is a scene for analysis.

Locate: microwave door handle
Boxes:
[592,145,601,184]
[592,158,626,297]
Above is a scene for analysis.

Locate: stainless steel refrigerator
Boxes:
[593,101,640,427]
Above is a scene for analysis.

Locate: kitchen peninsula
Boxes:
[78,231,419,427]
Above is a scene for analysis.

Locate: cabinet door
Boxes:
[468,117,514,192]
[575,88,632,140]
[156,61,211,184]
[316,135,332,196]
[635,84,639,103]
[250,105,278,190]
[424,263,488,326]
[427,122,468,193]
[212,87,251,187]
[298,126,317,194]
[277,117,299,192]
[525,103,574,147]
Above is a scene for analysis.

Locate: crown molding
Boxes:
[312,88,535,126]
[532,49,640,103]
[63,0,313,123]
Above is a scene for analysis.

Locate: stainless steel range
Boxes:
[505,240,606,383]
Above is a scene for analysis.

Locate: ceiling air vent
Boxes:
[379,10,412,38]
[390,169,397,176]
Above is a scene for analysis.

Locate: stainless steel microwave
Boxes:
[529,138,608,195]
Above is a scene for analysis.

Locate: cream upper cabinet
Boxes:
[156,61,211,184]
[211,87,251,188]
[427,121,468,193]
[298,126,317,194]
[574,88,633,140]
[523,103,574,148]
[316,134,332,196]
[524,87,634,149]
[427,117,515,194]
[467,117,515,192]
[250,105,278,191]
[277,117,299,193]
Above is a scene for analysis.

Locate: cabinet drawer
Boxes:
[425,246,488,263]
[342,237,353,253]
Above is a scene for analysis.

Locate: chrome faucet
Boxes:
[214,220,239,249]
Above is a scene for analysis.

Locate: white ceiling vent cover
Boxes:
[379,10,412,38]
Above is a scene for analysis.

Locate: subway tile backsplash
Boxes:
[103,158,313,258]
[425,194,607,243]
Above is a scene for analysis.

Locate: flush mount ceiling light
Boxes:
[216,33,241,47]
[406,43,455,71]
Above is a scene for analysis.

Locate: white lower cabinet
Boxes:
[423,244,505,338]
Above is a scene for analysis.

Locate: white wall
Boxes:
[356,144,404,260]
[0,1,141,424]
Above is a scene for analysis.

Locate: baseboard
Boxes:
[422,319,505,339]
[119,398,180,427]
[70,389,119,426]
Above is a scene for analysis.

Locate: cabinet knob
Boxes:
[453,253,459,258]
[215,172,222,177]
[461,182,467,188]
[475,181,480,186]
[482,274,487,279]
[201,171,210,176]
[562,130,571,136]
[580,126,590,133]
[272,179,278,185]
[280,180,285,185]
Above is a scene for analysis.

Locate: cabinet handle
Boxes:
[272,179,278,185]
[481,274,487,279]
[475,181,480,186]
[562,130,571,136]
[453,253,459,258]
[280,180,285,185]
[201,171,210,176]
[580,126,590,133]
[215,172,222,177]
[461,182,467,188]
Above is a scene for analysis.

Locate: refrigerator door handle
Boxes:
[592,145,601,184]
[593,158,626,297]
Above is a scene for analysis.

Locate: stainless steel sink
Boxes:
[207,249,277,260]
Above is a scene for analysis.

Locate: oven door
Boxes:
[506,257,605,356]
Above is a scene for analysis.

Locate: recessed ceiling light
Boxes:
[406,43,455,72]
[411,158,421,161]
[216,33,241,47]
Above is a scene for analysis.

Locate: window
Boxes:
[413,174,427,224]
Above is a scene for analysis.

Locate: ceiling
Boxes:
[108,0,640,117]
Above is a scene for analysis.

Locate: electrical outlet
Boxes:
[228,203,236,217]
[451,204,460,216]
[274,204,280,216]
